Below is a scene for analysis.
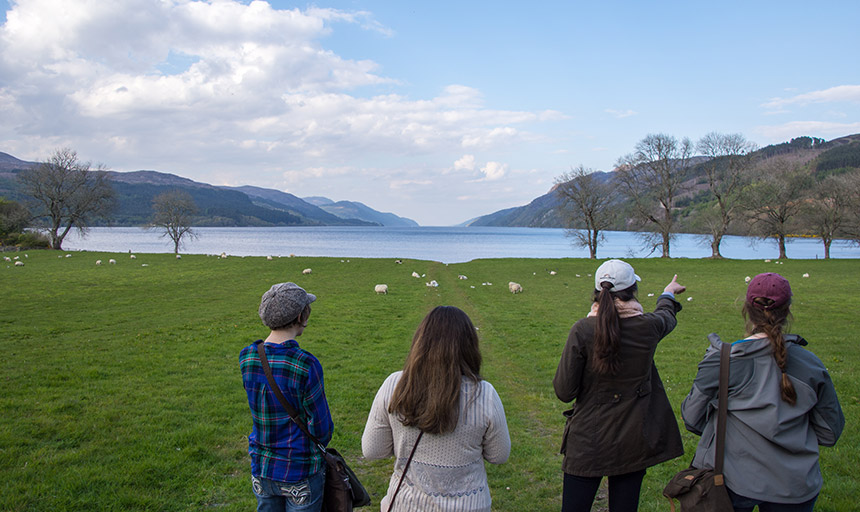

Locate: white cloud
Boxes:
[605,108,637,119]
[755,121,860,141]
[762,85,860,109]
[479,161,507,181]
[454,154,476,172]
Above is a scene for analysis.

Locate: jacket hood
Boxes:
[707,332,808,358]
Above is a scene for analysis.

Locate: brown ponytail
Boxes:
[743,298,797,405]
[591,282,637,375]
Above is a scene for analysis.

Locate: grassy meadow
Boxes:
[1,251,857,511]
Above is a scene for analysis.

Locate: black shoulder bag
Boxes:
[663,341,734,511]
[255,341,371,511]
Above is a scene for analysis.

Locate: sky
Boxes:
[1,1,859,226]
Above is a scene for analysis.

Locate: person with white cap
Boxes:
[681,273,844,511]
[239,282,333,512]
[554,259,687,512]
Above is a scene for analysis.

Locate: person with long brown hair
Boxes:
[682,273,844,511]
[554,259,686,512]
[361,305,510,511]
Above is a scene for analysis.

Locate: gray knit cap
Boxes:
[258,282,316,329]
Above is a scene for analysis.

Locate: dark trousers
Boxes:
[562,469,646,512]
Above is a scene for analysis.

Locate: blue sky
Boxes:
[1,0,858,225]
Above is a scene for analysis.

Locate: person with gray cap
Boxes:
[554,259,687,512]
[681,272,844,511]
[240,282,333,512]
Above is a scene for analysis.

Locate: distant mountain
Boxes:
[0,151,36,171]
[225,186,373,226]
[0,156,380,227]
[303,196,419,227]
[464,135,860,228]
[465,171,613,228]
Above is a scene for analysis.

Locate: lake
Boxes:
[59,226,860,263]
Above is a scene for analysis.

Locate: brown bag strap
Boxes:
[714,342,731,477]
[387,431,423,512]
[254,341,327,454]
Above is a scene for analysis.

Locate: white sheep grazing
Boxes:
[302,268,312,275]
[375,284,388,294]
[458,274,468,280]
[3,257,10,262]
[267,256,273,261]
[509,282,523,294]
[65,254,71,258]
[411,271,420,278]
[176,254,181,259]
[745,276,751,283]
[130,254,136,259]
[802,273,810,278]
[220,252,228,259]
[426,280,439,287]
[109,259,117,264]
[550,270,557,275]
[96,260,102,266]
[15,261,24,266]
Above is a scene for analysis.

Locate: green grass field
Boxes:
[1,251,857,511]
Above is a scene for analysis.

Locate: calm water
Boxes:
[60,226,860,263]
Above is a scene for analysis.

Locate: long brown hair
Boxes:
[591,282,638,375]
[743,298,797,405]
[388,306,482,435]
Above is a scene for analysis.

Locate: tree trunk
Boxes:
[661,232,671,258]
[710,234,723,259]
[823,238,831,260]
[778,235,787,259]
[590,230,598,259]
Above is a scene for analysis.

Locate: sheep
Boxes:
[15,261,24,266]
[3,257,10,262]
[458,275,468,280]
[130,254,136,259]
[13,255,19,260]
[220,252,228,259]
[802,273,810,278]
[109,259,116,264]
[745,276,751,283]
[96,260,102,266]
[65,254,71,258]
[176,254,181,259]
[426,280,439,287]
[375,284,388,294]
[550,270,557,275]
[267,256,273,260]
[302,268,312,275]
[508,282,523,294]
[395,259,403,264]
[411,271,420,278]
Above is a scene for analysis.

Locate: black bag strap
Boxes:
[387,431,423,512]
[714,341,731,478]
[254,341,327,454]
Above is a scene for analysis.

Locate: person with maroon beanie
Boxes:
[682,273,844,511]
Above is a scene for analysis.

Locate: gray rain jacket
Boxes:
[681,333,844,504]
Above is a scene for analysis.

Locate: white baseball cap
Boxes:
[594,259,641,292]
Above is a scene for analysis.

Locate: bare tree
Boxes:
[803,173,854,259]
[695,132,757,258]
[742,155,813,259]
[615,133,693,258]
[554,165,617,259]
[18,148,115,250]
[151,190,198,254]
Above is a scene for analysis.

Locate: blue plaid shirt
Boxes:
[240,340,333,483]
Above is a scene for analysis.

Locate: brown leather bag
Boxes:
[663,342,734,511]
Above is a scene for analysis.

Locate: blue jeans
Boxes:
[728,488,818,512]
[251,469,325,512]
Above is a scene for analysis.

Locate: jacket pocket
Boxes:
[560,406,576,454]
